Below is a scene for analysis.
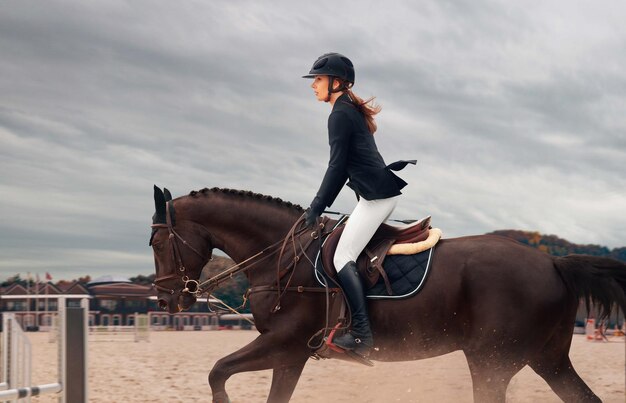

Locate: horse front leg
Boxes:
[208,332,310,403]
[267,361,308,402]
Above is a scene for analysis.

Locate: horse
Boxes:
[149,186,626,403]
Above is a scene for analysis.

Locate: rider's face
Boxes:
[311,75,330,102]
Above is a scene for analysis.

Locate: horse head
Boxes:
[150,185,213,314]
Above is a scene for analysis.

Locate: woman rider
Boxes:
[302,52,415,358]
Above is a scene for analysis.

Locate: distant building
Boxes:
[0,276,249,330]
[0,281,88,329]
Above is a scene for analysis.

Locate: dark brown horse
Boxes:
[149,186,626,403]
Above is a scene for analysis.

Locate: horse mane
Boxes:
[187,187,305,213]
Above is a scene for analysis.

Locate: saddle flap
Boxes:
[321,225,345,280]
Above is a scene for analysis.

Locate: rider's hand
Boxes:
[304,208,320,228]
[305,198,324,228]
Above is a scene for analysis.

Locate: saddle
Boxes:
[321,216,432,294]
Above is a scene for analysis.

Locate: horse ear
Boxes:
[163,188,172,201]
[153,185,166,224]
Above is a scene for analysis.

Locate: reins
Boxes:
[151,204,344,351]
[152,203,332,302]
[197,215,329,298]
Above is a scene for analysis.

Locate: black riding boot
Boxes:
[332,261,374,356]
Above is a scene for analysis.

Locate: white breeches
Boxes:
[333,195,399,271]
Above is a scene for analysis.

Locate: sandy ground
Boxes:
[25,331,625,403]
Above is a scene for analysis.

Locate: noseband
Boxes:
[152,202,207,296]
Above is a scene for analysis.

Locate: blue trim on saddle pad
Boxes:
[314,236,434,300]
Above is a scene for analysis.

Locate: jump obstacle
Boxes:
[0,297,88,402]
[88,313,150,342]
[585,318,626,342]
[47,313,149,343]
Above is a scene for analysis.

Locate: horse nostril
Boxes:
[158,299,168,311]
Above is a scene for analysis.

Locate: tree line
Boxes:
[487,230,626,262]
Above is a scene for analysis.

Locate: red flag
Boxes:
[45,272,52,281]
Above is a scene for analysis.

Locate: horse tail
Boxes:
[553,254,626,320]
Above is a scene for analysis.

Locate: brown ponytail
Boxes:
[346,89,381,134]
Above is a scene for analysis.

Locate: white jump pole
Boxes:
[0,297,88,402]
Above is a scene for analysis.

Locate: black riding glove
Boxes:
[304,208,320,228]
[305,198,324,228]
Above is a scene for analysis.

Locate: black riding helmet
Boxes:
[303,52,355,102]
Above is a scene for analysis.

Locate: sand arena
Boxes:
[27,330,624,402]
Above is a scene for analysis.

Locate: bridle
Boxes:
[150,201,331,304]
[151,202,208,296]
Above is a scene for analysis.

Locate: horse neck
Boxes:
[177,192,301,264]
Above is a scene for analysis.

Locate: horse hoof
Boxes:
[212,391,230,403]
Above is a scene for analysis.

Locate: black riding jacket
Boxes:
[309,93,415,215]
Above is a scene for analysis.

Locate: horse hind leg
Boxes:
[527,317,601,403]
[530,354,600,402]
[465,353,524,403]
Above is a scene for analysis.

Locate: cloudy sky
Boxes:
[1,1,624,281]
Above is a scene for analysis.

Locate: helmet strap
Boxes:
[325,78,353,103]
[325,77,334,102]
